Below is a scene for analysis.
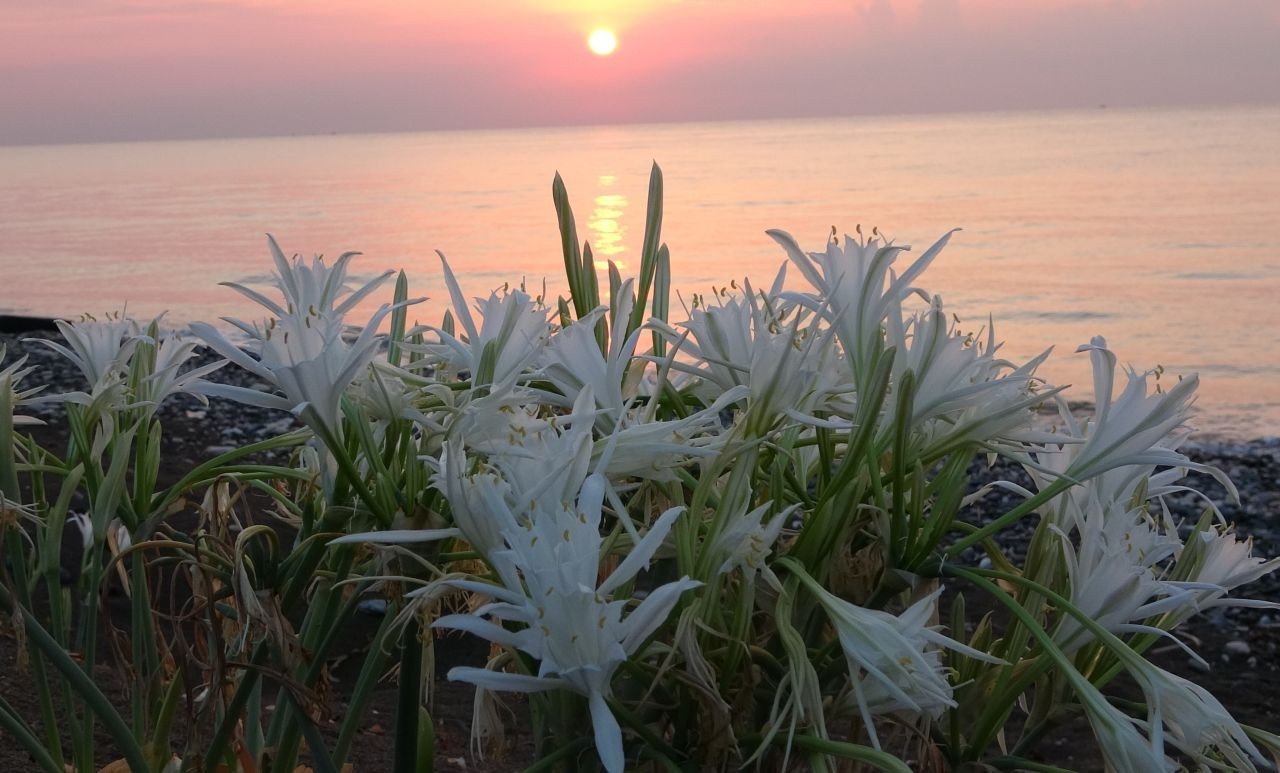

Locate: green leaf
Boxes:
[388,270,410,367]
[552,171,588,319]
[627,161,665,338]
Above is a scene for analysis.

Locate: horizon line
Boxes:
[4,97,1278,151]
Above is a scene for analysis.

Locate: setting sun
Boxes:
[587,28,617,56]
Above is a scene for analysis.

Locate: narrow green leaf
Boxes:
[627,161,664,337]
[552,172,587,318]
[388,270,410,366]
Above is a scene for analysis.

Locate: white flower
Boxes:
[658,283,844,435]
[28,317,150,418]
[884,296,1056,450]
[0,346,46,426]
[792,575,1002,744]
[590,385,746,482]
[222,234,393,321]
[435,469,699,773]
[1165,526,1280,625]
[769,226,956,384]
[1186,527,1280,593]
[1052,502,1188,652]
[1061,338,1227,486]
[31,315,139,391]
[710,501,793,576]
[192,241,419,440]
[410,253,551,389]
[350,363,435,428]
[135,332,224,417]
[538,282,644,431]
[193,311,380,438]
[1076,681,1174,773]
[1130,661,1265,771]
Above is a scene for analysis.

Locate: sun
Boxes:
[587,28,618,56]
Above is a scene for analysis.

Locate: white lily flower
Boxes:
[409,253,551,389]
[590,385,746,482]
[222,234,393,321]
[1185,526,1280,594]
[192,242,420,440]
[0,346,46,426]
[1164,526,1280,625]
[31,315,140,391]
[193,311,377,438]
[793,577,1002,746]
[1060,338,1232,490]
[710,501,795,576]
[659,283,844,435]
[769,226,956,383]
[1128,661,1265,771]
[350,363,436,428]
[135,332,225,417]
[66,511,130,556]
[1052,502,1189,652]
[1075,679,1175,773]
[436,469,699,773]
[432,445,523,565]
[538,282,643,431]
[663,293,757,398]
[885,297,1057,450]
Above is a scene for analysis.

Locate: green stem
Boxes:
[947,476,1075,556]
[332,608,398,766]
[394,617,424,773]
[748,733,913,773]
[524,738,593,773]
[0,583,150,773]
[2,534,65,768]
[0,698,62,773]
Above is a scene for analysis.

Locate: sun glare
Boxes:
[588,28,618,56]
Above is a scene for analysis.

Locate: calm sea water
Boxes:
[2,106,1278,438]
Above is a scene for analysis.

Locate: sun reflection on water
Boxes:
[588,174,627,269]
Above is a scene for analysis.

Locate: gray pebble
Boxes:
[1224,640,1251,656]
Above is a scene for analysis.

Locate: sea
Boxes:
[2,105,1278,439]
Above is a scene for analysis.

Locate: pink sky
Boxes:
[2,0,1278,145]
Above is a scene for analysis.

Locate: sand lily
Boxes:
[350,363,436,428]
[31,315,140,390]
[1129,659,1265,771]
[1075,677,1174,773]
[537,283,644,430]
[135,332,224,417]
[884,297,1058,450]
[589,403,736,481]
[786,563,1002,745]
[1165,525,1280,625]
[710,500,794,577]
[221,234,393,322]
[1052,502,1190,651]
[192,311,377,439]
[9,170,1277,773]
[411,253,551,389]
[770,226,956,384]
[659,287,844,435]
[436,468,699,773]
[192,242,419,440]
[0,346,46,426]
[1060,337,1219,482]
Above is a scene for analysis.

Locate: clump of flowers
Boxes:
[1,164,1276,773]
